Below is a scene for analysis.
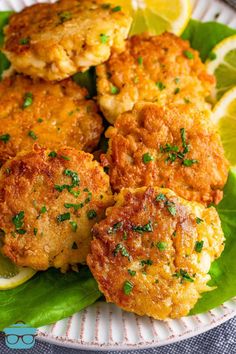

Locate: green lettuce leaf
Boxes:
[192,168,236,314]
[182,19,236,61]
[0,11,12,79]
[0,267,101,330]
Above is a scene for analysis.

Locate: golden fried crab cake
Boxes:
[102,103,229,206]
[87,187,225,320]
[96,32,215,124]
[0,146,113,271]
[3,0,132,81]
[0,74,103,166]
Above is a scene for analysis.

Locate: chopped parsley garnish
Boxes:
[156,81,166,91]
[28,131,37,140]
[16,229,26,235]
[184,97,190,104]
[132,220,153,233]
[0,134,10,143]
[208,52,217,61]
[72,241,78,249]
[37,118,43,123]
[19,37,30,45]
[101,3,111,9]
[183,50,194,59]
[142,153,154,164]
[22,92,33,109]
[137,56,143,65]
[87,209,97,219]
[55,169,80,195]
[60,155,70,161]
[110,85,120,95]
[112,5,122,12]
[114,243,130,259]
[128,269,136,276]
[196,217,204,224]
[70,221,78,232]
[12,211,24,229]
[64,203,83,211]
[140,259,153,266]
[33,228,38,236]
[57,212,71,222]
[108,222,123,234]
[195,240,204,253]
[174,77,180,84]
[100,33,109,44]
[183,159,198,167]
[48,151,57,158]
[58,11,72,23]
[40,206,47,214]
[166,201,176,216]
[174,87,180,94]
[155,193,167,202]
[123,280,133,295]
[156,241,167,251]
[123,231,128,240]
[173,231,177,237]
[173,269,194,283]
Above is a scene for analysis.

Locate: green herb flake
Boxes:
[166,201,176,216]
[60,155,70,161]
[33,228,38,236]
[156,241,167,251]
[123,231,128,240]
[108,222,123,234]
[112,5,122,12]
[173,269,194,283]
[132,220,153,233]
[140,259,153,266]
[155,193,167,202]
[58,11,72,23]
[142,153,154,164]
[123,280,133,295]
[57,212,71,222]
[19,37,30,45]
[87,209,97,220]
[184,97,191,104]
[101,3,111,9]
[174,77,180,84]
[100,33,109,44]
[12,211,25,229]
[37,118,43,123]
[16,229,26,235]
[110,85,120,95]
[72,241,78,249]
[0,134,10,143]
[64,203,83,211]
[195,240,204,253]
[183,50,194,59]
[196,217,204,224]
[174,87,180,94]
[48,151,57,158]
[114,243,130,259]
[70,221,78,232]
[156,81,166,91]
[128,269,136,276]
[183,159,198,167]
[137,56,143,65]
[28,130,37,140]
[22,92,33,109]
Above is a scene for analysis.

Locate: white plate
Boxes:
[1,0,236,350]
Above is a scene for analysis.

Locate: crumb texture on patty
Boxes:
[102,102,229,205]
[87,187,225,320]
[0,74,103,166]
[3,0,132,81]
[96,32,215,124]
[0,146,114,271]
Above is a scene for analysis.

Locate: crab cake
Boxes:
[0,74,103,166]
[87,187,225,320]
[96,32,215,124]
[0,146,113,271]
[3,0,132,81]
[102,103,229,206]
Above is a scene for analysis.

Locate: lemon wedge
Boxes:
[206,35,236,102]
[212,86,236,167]
[0,252,36,290]
[108,0,191,36]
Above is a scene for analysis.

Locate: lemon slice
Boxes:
[108,0,191,36]
[212,86,236,167]
[206,35,236,102]
[0,252,36,290]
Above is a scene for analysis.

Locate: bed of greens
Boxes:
[0,12,236,330]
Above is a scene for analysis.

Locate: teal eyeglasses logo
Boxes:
[3,322,37,349]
